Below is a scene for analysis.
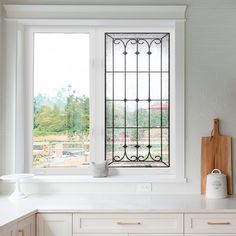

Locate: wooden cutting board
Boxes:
[201,119,232,195]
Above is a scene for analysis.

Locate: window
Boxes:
[2,5,186,178]
[105,33,170,168]
[29,28,172,172]
[33,33,90,169]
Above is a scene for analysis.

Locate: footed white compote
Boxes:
[0,173,34,199]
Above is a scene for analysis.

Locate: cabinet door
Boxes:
[73,235,127,236]
[129,235,183,236]
[73,213,183,234]
[0,224,17,236]
[185,235,231,236]
[17,215,35,236]
[37,214,72,236]
[74,233,183,236]
[185,213,236,234]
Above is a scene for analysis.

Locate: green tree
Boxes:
[34,105,65,135]
[65,92,90,137]
[34,84,90,138]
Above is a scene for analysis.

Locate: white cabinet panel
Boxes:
[73,213,183,233]
[0,224,17,236]
[184,234,234,236]
[185,235,231,236]
[37,214,72,236]
[129,234,183,236]
[74,235,182,236]
[73,234,127,236]
[185,213,236,234]
[17,215,35,236]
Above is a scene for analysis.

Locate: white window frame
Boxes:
[25,26,96,175]
[3,5,186,181]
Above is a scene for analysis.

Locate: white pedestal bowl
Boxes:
[1,173,34,200]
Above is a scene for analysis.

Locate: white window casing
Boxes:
[2,5,186,182]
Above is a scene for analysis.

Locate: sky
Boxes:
[33,32,168,107]
[34,33,90,98]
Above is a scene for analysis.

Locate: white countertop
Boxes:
[1,194,236,228]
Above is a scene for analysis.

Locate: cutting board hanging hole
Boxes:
[210,118,220,139]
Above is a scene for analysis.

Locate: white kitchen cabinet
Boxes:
[0,215,35,236]
[2,211,236,236]
[37,213,72,236]
[129,234,183,236]
[73,213,183,234]
[17,215,35,236]
[185,213,236,234]
[0,224,17,236]
[73,234,127,236]
[73,234,182,236]
[185,235,230,236]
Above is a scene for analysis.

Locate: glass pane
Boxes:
[127,101,137,127]
[150,41,161,72]
[162,73,169,100]
[114,101,124,127]
[162,128,169,164]
[138,128,149,161]
[106,35,113,71]
[127,128,138,143]
[150,128,162,161]
[106,101,113,127]
[126,144,137,161]
[113,128,125,161]
[138,128,148,143]
[106,128,113,162]
[162,102,169,127]
[150,73,161,100]
[138,41,149,71]
[138,73,149,99]
[106,73,113,100]
[126,73,137,99]
[126,41,137,71]
[138,101,149,127]
[162,35,169,72]
[33,33,90,168]
[114,73,124,100]
[114,41,125,71]
[150,101,161,127]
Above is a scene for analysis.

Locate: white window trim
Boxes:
[3,5,186,182]
[24,26,97,176]
[4,5,186,21]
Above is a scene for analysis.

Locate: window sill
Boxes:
[20,175,187,184]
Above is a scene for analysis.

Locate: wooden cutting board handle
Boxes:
[211,118,220,137]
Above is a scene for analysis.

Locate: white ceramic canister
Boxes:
[91,161,109,178]
[205,169,228,199]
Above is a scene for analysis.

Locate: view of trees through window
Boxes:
[33,33,90,168]
[33,31,170,169]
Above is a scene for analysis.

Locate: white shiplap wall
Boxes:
[0,2,2,174]
[0,1,3,194]
[1,0,236,194]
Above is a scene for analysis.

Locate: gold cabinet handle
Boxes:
[207,222,231,225]
[18,229,25,236]
[117,221,141,225]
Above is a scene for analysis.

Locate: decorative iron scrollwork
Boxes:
[105,33,170,168]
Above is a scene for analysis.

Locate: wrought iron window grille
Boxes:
[105,33,170,168]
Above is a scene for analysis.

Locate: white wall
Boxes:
[0,1,3,179]
[1,0,236,194]
[0,1,5,194]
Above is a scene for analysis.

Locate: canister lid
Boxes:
[208,169,226,177]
